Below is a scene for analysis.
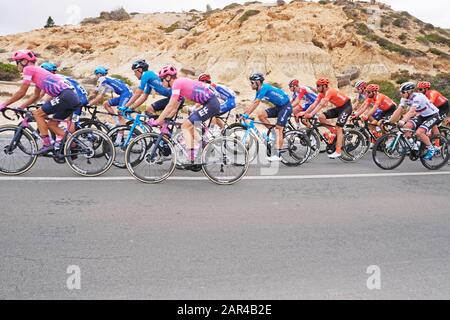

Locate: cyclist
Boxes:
[243,73,293,162]
[417,81,449,125]
[126,60,182,115]
[0,50,80,154]
[299,78,353,159]
[289,79,318,126]
[397,82,441,160]
[197,73,237,130]
[149,65,221,170]
[298,78,352,159]
[40,62,88,116]
[89,66,132,127]
[352,80,368,113]
[355,84,397,123]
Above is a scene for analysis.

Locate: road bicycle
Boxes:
[0,107,115,176]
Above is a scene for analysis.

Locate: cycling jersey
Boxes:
[365,93,395,111]
[425,90,448,108]
[138,71,172,97]
[292,86,318,106]
[22,65,70,97]
[400,92,439,117]
[210,83,236,113]
[357,92,367,103]
[255,84,290,107]
[61,75,88,106]
[96,76,132,96]
[171,77,215,104]
[211,83,236,101]
[317,88,350,108]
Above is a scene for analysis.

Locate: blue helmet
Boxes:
[41,62,58,72]
[94,66,108,76]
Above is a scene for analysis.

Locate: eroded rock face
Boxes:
[0,1,448,97]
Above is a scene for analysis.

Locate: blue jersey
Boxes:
[138,71,171,97]
[96,76,132,96]
[211,83,236,102]
[255,83,290,107]
[61,75,88,106]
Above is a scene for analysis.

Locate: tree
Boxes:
[206,4,212,12]
[44,16,55,28]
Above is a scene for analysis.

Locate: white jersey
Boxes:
[400,92,439,117]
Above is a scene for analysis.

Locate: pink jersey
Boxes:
[171,77,214,104]
[22,65,70,97]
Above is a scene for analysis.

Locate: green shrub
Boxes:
[355,23,371,36]
[0,63,21,81]
[223,3,241,10]
[392,18,409,28]
[417,33,450,47]
[429,48,450,60]
[318,0,330,4]
[164,22,180,33]
[391,70,412,84]
[110,74,133,86]
[238,10,260,25]
[398,33,408,41]
[366,34,426,57]
[368,79,400,104]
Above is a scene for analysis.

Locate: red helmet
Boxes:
[198,73,211,82]
[316,78,330,86]
[365,84,380,92]
[12,50,37,63]
[289,79,299,87]
[158,65,177,79]
[417,81,431,89]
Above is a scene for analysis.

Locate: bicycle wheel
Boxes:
[108,125,145,169]
[298,129,321,162]
[439,127,450,164]
[78,119,110,134]
[372,133,407,170]
[340,129,368,163]
[0,125,38,175]
[64,128,115,177]
[125,133,176,184]
[420,135,449,170]
[281,130,311,166]
[224,123,259,163]
[202,136,249,185]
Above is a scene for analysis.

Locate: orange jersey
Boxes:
[366,93,395,111]
[317,88,350,108]
[426,90,448,108]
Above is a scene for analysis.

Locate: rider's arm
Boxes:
[130,92,149,110]
[89,91,105,106]
[400,107,416,124]
[291,96,302,108]
[19,86,42,109]
[126,88,144,108]
[308,98,327,116]
[244,99,260,116]
[354,100,369,118]
[156,96,179,125]
[2,82,31,107]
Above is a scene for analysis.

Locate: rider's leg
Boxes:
[257,109,272,129]
[33,108,51,145]
[104,99,121,127]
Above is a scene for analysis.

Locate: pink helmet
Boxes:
[158,65,177,79]
[12,50,37,63]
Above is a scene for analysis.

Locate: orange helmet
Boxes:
[417,81,431,89]
[316,78,330,86]
[365,84,380,92]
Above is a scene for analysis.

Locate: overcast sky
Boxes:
[0,0,449,36]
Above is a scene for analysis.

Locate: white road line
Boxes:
[0,171,449,182]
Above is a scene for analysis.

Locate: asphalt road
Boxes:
[0,154,449,299]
